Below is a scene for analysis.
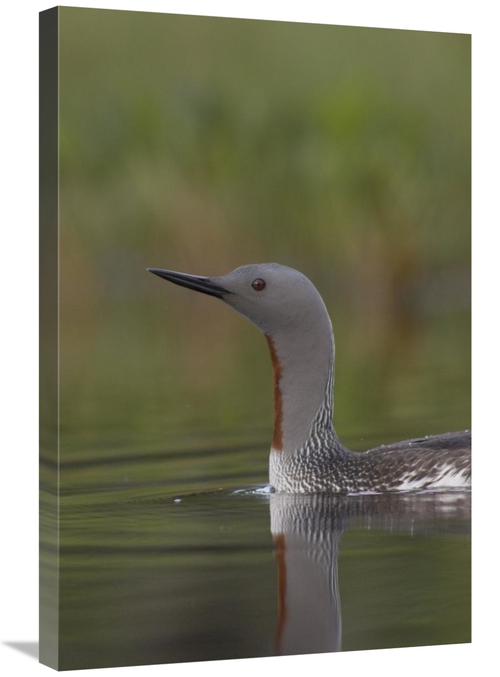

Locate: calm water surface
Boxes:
[41,429,470,670]
[39,307,471,669]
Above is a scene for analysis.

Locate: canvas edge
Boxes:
[39,6,59,671]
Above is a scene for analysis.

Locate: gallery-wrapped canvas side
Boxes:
[39,7,59,671]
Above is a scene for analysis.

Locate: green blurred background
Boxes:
[57,8,470,459]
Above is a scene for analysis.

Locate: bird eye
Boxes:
[251,278,266,291]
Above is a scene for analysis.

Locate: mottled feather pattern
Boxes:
[270,360,471,494]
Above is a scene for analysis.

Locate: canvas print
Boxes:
[39,7,471,671]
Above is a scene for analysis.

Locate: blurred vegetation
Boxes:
[54,8,470,451]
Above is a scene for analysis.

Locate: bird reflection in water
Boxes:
[269,490,471,655]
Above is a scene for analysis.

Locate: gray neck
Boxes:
[266,298,335,455]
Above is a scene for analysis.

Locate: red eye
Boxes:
[251,278,266,291]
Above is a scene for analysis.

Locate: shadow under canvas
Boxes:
[3,642,39,660]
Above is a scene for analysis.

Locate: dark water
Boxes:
[41,432,470,671]
[40,305,471,669]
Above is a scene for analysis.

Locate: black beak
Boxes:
[148,268,230,299]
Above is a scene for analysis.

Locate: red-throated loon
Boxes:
[149,263,471,494]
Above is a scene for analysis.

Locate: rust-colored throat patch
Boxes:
[265,334,283,451]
